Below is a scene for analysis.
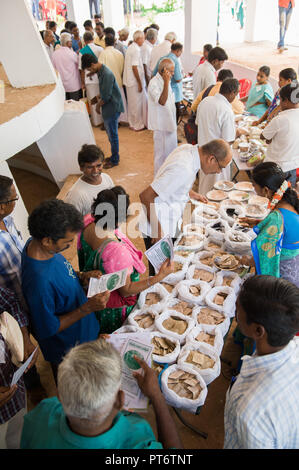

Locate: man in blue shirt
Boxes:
[21,339,183,449]
[82,54,124,169]
[21,199,109,384]
[152,42,184,123]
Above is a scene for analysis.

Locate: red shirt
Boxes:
[279,0,295,8]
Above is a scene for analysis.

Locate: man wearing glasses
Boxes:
[0,175,46,405]
[196,78,248,195]
[139,139,232,275]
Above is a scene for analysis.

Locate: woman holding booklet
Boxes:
[77,186,174,333]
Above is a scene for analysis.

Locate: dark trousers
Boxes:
[65,89,83,101]
[143,235,177,277]
[24,364,42,390]
[103,112,121,164]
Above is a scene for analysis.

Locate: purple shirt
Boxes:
[51,46,81,92]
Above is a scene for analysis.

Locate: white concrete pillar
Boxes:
[0,161,29,240]
[0,0,57,88]
[65,0,90,33]
[182,0,218,72]
[245,0,278,43]
[102,0,125,32]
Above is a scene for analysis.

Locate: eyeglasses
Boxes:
[0,195,19,205]
[213,155,227,172]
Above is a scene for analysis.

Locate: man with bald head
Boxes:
[139,139,232,275]
[43,30,55,59]
[148,58,177,175]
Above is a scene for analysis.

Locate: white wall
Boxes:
[102,0,125,32]
[65,0,91,33]
[0,0,57,87]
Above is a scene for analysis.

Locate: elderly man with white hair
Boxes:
[43,30,55,60]
[149,31,177,74]
[51,32,82,100]
[148,58,177,175]
[20,339,182,449]
[141,28,158,86]
[123,30,148,131]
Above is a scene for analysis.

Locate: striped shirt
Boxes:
[224,337,299,449]
[0,286,27,424]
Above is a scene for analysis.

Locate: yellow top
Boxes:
[94,36,106,48]
[191,81,244,115]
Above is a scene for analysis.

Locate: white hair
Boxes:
[133,30,144,41]
[60,32,72,47]
[164,31,177,42]
[158,58,174,73]
[146,28,158,42]
[119,27,129,35]
[58,340,122,424]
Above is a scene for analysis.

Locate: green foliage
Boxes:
[140,0,183,17]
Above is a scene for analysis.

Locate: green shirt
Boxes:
[21,397,163,449]
[97,64,124,120]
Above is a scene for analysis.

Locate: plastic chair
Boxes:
[238,78,252,100]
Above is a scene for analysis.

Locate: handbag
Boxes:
[0,312,24,366]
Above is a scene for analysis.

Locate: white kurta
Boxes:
[192,61,216,101]
[196,93,236,195]
[123,42,147,130]
[141,40,154,82]
[149,40,171,73]
[148,73,177,175]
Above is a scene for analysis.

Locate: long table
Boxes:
[232,149,253,182]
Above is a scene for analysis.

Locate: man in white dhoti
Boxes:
[141,28,158,86]
[196,78,246,195]
[148,58,177,175]
[79,32,103,127]
[123,31,148,131]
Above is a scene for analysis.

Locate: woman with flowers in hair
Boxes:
[239,162,299,287]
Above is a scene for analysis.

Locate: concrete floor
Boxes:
[10,117,245,449]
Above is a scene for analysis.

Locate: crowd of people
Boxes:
[1,10,299,451]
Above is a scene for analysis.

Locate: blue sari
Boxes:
[246,81,274,118]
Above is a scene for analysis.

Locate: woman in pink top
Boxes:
[77,186,173,333]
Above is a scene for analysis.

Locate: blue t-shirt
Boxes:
[153,52,183,102]
[21,397,164,449]
[21,240,99,364]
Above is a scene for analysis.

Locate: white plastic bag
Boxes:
[128,306,160,332]
[165,297,197,319]
[172,248,195,263]
[178,343,221,385]
[205,219,230,242]
[176,279,211,305]
[150,331,180,364]
[161,363,207,413]
[112,324,139,334]
[186,263,216,286]
[193,250,219,273]
[219,203,245,226]
[185,324,224,356]
[135,283,170,311]
[182,223,205,236]
[214,270,242,294]
[232,221,256,241]
[174,232,204,252]
[162,255,190,285]
[192,306,231,337]
[224,229,251,255]
[203,236,225,253]
[155,309,195,344]
[205,286,236,318]
[191,205,220,225]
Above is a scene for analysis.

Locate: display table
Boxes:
[232,149,252,182]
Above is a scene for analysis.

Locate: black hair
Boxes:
[78,144,104,166]
[84,19,93,28]
[0,175,13,202]
[83,31,94,43]
[259,65,270,77]
[203,43,213,53]
[91,186,130,230]
[94,14,102,19]
[104,27,115,36]
[143,26,150,34]
[238,275,299,347]
[201,139,230,162]
[279,67,297,81]
[280,80,299,104]
[96,21,105,29]
[149,23,159,31]
[208,46,228,63]
[220,77,239,95]
[217,69,233,82]
[28,199,83,242]
[60,28,69,34]
[64,20,75,31]
[171,42,183,52]
[48,21,57,29]
[251,162,299,213]
[105,33,115,47]
[69,22,78,32]
[81,53,98,70]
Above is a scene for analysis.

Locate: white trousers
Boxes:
[126,84,148,131]
[153,130,177,176]
[0,406,26,449]
[198,163,232,196]
[119,87,128,123]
